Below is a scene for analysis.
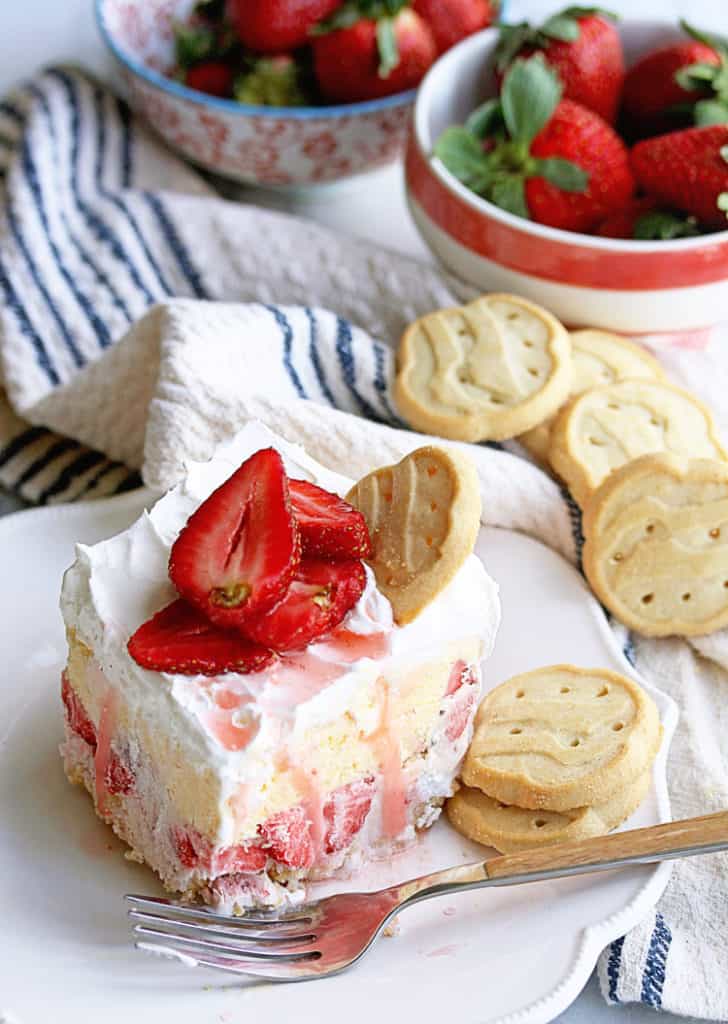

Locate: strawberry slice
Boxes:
[61,671,97,748]
[241,557,366,652]
[258,805,314,869]
[169,448,300,629]
[289,479,372,560]
[128,599,275,676]
[323,776,375,855]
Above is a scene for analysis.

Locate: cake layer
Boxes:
[62,646,483,911]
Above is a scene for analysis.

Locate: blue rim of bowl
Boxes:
[95,0,417,118]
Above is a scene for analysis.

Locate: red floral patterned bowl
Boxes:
[96,0,416,187]
[406,20,728,334]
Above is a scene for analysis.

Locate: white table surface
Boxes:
[0,1,720,1021]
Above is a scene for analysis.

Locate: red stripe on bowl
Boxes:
[405,138,728,291]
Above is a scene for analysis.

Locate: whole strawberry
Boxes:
[412,0,497,55]
[595,198,700,239]
[435,55,634,234]
[494,7,624,124]
[632,125,728,230]
[230,0,343,53]
[622,22,728,132]
[312,3,436,103]
[185,61,234,97]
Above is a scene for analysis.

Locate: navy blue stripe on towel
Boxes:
[372,340,403,424]
[14,438,78,489]
[36,449,106,504]
[0,100,25,125]
[28,83,133,328]
[116,96,133,188]
[606,936,625,1003]
[48,70,158,307]
[4,196,85,370]
[561,485,584,568]
[92,86,176,299]
[20,133,112,351]
[0,426,51,468]
[142,192,209,299]
[335,316,387,422]
[305,307,336,406]
[0,254,59,385]
[265,304,307,398]
[641,913,672,1008]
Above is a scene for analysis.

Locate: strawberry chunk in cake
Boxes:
[60,423,499,911]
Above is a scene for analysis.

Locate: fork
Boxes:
[127,809,728,981]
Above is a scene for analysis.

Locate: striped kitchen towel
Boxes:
[1,67,727,1020]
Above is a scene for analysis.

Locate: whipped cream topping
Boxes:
[61,422,501,841]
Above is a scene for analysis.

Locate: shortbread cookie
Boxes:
[583,453,728,637]
[394,293,572,442]
[462,665,661,811]
[346,446,481,624]
[446,769,650,853]
[549,379,727,507]
[519,330,665,464]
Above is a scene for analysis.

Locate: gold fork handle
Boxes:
[398,810,728,901]
[484,809,728,883]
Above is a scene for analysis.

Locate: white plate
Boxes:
[0,491,678,1024]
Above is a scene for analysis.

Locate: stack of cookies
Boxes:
[394,293,728,638]
[446,665,661,853]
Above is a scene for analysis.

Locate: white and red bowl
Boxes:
[96,0,416,187]
[406,20,728,334]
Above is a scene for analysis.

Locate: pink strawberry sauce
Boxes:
[370,676,408,838]
[196,623,391,752]
[61,669,135,811]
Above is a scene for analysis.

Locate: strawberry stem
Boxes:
[211,582,251,608]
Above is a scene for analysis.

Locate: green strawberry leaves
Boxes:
[495,6,617,70]
[680,19,728,57]
[465,98,506,138]
[433,56,588,223]
[633,211,701,240]
[719,147,728,219]
[175,24,217,69]
[434,128,495,192]
[539,13,581,42]
[501,55,562,144]
[674,22,728,125]
[494,24,536,72]
[694,100,728,126]
[532,157,589,191]
[491,177,529,218]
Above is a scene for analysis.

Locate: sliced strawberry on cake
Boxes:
[128,599,276,675]
[241,557,366,651]
[289,479,372,560]
[169,447,300,629]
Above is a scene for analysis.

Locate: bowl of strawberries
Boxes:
[96,0,497,187]
[406,11,728,333]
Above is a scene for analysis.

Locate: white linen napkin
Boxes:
[1,68,727,1019]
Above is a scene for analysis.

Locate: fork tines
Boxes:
[125,894,321,976]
